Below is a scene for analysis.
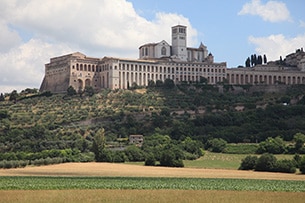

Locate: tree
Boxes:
[299,156,305,174]
[84,86,94,97]
[206,138,227,153]
[263,54,267,64]
[245,57,251,67]
[200,76,208,84]
[160,148,184,167]
[239,155,258,170]
[9,90,18,102]
[147,80,155,88]
[67,86,77,96]
[0,93,4,101]
[257,55,262,65]
[92,128,106,162]
[256,137,286,154]
[255,153,277,172]
[294,133,305,152]
[164,79,175,89]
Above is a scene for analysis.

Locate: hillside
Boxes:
[1,83,305,155]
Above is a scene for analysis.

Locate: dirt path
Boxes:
[1,162,305,180]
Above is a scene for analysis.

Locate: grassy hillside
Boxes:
[1,84,305,155]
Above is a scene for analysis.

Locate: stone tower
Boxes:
[171,25,187,61]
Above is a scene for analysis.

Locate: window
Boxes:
[161,46,166,55]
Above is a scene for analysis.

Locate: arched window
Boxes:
[161,46,166,55]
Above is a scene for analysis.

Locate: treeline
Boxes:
[245,54,267,67]
[0,149,94,169]
[92,129,203,167]
[239,153,305,174]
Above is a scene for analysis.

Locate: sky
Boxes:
[0,0,304,93]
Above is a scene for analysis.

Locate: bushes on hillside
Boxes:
[256,137,286,154]
[239,155,258,170]
[205,138,227,153]
[239,154,297,173]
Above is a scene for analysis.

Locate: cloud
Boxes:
[0,0,197,93]
[0,39,73,93]
[248,33,305,61]
[238,0,292,22]
[300,20,305,28]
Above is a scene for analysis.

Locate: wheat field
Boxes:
[0,162,305,180]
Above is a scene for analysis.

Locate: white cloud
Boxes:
[0,39,73,93]
[238,0,292,22]
[300,20,305,28]
[0,0,197,93]
[249,33,305,61]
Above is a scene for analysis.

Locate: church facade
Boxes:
[40,25,305,93]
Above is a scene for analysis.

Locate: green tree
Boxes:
[144,153,156,166]
[256,137,286,154]
[206,138,227,153]
[255,153,277,172]
[294,133,305,152]
[245,57,251,67]
[239,155,258,170]
[67,86,77,96]
[92,128,106,162]
[164,79,175,89]
[263,54,267,64]
[299,156,305,174]
[84,86,94,97]
[9,90,18,102]
[0,93,4,101]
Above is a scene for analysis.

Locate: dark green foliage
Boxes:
[0,110,9,119]
[164,78,175,89]
[92,129,106,162]
[160,149,184,167]
[84,86,95,97]
[274,159,296,173]
[299,156,305,174]
[9,90,18,101]
[0,93,4,101]
[67,86,77,96]
[255,153,277,172]
[224,144,258,154]
[256,137,286,154]
[206,138,227,153]
[144,153,156,166]
[294,133,305,152]
[239,155,258,170]
[124,145,145,161]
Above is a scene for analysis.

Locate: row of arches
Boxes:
[227,72,305,85]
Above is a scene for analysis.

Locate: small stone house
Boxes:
[129,134,144,147]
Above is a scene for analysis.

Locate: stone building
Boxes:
[227,49,305,85]
[40,25,305,93]
[40,25,226,93]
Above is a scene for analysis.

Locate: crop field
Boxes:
[1,162,305,202]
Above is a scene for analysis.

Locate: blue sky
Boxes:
[0,0,304,93]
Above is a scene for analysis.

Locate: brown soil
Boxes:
[0,162,305,180]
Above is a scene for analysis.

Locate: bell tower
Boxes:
[171,25,187,61]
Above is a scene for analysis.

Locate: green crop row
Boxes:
[0,176,304,192]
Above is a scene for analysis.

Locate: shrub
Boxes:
[256,137,286,154]
[145,153,156,166]
[274,159,296,173]
[160,150,184,167]
[299,156,305,174]
[239,155,258,170]
[255,153,277,172]
[206,138,227,153]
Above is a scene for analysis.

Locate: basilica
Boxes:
[40,25,305,93]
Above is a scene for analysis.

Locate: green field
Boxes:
[0,176,304,192]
